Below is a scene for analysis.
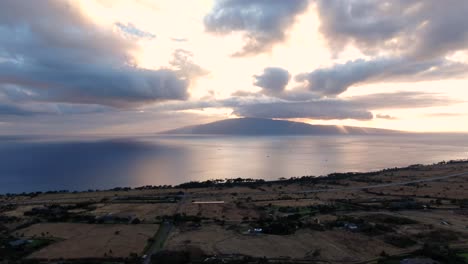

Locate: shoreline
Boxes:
[2,158,467,196]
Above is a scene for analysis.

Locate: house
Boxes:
[248,228,263,234]
[344,223,358,231]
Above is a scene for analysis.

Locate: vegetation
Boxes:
[0,237,53,262]
[383,235,417,248]
[176,178,266,189]
[415,230,459,244]
[418,243,466,264]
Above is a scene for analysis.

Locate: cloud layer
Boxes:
[230,90,458,120]
[1,0,467,133]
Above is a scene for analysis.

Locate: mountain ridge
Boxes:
[160,118,402,135]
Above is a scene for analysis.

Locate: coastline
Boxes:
[2,158,467,196]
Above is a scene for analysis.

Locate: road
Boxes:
[142,221,173,264]
[142,193,190,264]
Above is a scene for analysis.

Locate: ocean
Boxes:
[1,134,467,193]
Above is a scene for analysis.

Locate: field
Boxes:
[89,203,177,222]
[165,223,403,262]
[16,223,158,259]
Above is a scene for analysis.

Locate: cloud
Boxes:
[231,90,258,97]
[148,89,459,121]
[227,91,456,120]
[204,0,309,56]
[425,113,466,117]
[253,67,291,95]
[171,37,188,42]
[169,49,209,81]
[295,58,468,96]
[376,114,396,120]
[115,22,156,39]
[0,0,188,109]
[232,100,373,120]
[152,96,372,121]
[0,103,37,117]
[316,0,468,59]
[0,89,113,118]
[348,91,462,110]
[0,64,188,108]
[297,1,468,97]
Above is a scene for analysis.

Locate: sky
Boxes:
[0,0,468,135]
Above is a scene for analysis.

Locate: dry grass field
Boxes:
[89,203,177,222]
[16,223,158,259]
[165,224,403,262]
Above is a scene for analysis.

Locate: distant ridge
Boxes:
[161,118,400,135]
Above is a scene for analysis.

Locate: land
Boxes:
[161,118,400,135]
[1,160,468,264]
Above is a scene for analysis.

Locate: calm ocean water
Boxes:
[1,134,468,193]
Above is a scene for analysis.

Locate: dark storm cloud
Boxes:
[0,0,188,109]
[253,67,291,95]
[115,22,156,39]
[316,0,468,59]
[204,0,309,56]
[295,58,468,96]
